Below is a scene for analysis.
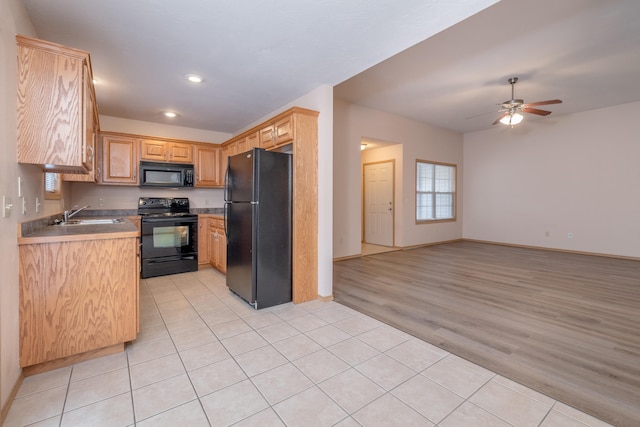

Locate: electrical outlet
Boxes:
[18,177,22,197]
[2,196,13,218]
[99,198,104,207]
[35,197,41,213]
[22,197,27,215]
[567,232,573,239]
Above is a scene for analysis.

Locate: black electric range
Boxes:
[138,197,198,278]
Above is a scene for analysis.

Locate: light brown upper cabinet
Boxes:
[260,115,294,149]
[100,133,139,185]
[63,65,99,182]
[194,144,221,188]
[16,35,99,174]
[140,139,193,163]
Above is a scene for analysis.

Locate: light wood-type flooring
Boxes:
[333,241,640,426]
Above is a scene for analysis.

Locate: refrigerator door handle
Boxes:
[223,164,230,202]
[223,202,229,238]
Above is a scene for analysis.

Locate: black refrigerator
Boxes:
[224,148,292,309]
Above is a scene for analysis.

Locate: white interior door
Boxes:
[364,161,394,246]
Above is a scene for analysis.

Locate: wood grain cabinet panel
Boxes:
[209,218,226,274]
[19,237,139,367]
[63,65,98,182]
[100,133,139,185]
[195,145,221,188]
[17,35,99,174]
[198,215,210,265]
[141,139,193,163]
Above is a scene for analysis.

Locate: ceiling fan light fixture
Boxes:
[500,111,523,126]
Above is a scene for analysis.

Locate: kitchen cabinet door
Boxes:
[259,114,295,149]
[63,66,98,182]
[209,219,227,273]
[168,142,193,163]
[19,237,138,367]
[101,133,139,185]
[140,139,167,162]
[216,220,227,274]
[195,145,221,188]
[209,223,218,268]
[246,131,259,150]
[141,139,193,163]
[17,35,98,174]
[198,216,210,265]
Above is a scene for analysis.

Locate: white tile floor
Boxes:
[5,269,613,427]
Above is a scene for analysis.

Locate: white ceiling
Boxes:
[23,0,640,135]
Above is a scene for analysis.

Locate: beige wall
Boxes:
[463,101,640,258]
[0,0,41,412]
[333,99,464,259]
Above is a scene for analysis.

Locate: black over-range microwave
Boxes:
[139,161,194,188]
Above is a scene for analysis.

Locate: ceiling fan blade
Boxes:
[492,112,509,125]
[523,99,562,107]
[522,107,551,116]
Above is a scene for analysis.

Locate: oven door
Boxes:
[140,216,198,278]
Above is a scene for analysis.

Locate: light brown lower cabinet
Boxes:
[19,237,139,368]
[209,218,226,274]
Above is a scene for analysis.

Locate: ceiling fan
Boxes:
[493,77,562,126]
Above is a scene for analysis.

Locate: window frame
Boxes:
[44,173,62,200]
[415,159,457,224]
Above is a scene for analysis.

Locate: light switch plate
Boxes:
[18,177,22,197]
[2,196,13,218]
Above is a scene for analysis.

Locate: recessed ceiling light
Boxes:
[185,74,203,83]
[164,111,177,118]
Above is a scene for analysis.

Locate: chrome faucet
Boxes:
[64,205,90,222]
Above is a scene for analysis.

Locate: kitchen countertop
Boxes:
[18,216,140,245]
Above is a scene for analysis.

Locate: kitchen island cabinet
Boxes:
[18,220,139,374]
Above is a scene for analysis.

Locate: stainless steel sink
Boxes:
[56,218,123,226]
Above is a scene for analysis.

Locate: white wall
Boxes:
[463,101,640,258]
[0,0,41,412]
[333,99,464,259]
[69,116,232,210]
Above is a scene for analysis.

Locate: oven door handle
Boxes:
[147,255,196,263]
[141,217,198,224]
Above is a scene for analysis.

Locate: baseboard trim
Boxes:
[333,239,463,262]
[1,372,24,425]
[316,294,334,302]
[463,238,640,261]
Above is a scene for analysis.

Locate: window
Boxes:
[416,160,456,222]
[44,173,62,200]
